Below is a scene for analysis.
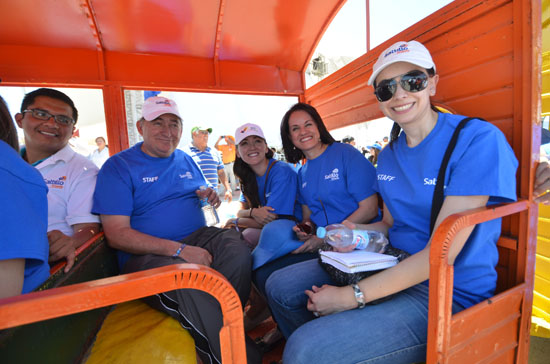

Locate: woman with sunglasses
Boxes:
[268,41,518,364]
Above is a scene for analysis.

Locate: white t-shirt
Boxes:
[88,146,110,168]
[36,144,100,236]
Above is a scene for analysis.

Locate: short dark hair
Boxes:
[280,103,336,163]
[21,88,78,123]
[0,96,19,151]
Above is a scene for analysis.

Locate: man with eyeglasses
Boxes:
[15,88,100,273]
[92,96,261,364]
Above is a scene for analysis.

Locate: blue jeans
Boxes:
[253,252,318,297]
[266,258,333,338]
[266,259,464,364]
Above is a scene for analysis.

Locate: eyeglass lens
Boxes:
[26,109,74,125]
[374,70,429,102]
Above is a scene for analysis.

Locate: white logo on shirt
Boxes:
[424,177,437,185]
[179,172,193,179]
[142,176,158,183]
[324,168,339,181]
[266,192,272,198]
[302,182,307,189]
[377,174,396,182]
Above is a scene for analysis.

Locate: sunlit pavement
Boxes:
[216,189,242,226]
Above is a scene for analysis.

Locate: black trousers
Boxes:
[123,226,262,364]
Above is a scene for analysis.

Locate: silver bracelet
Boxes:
[352,283,366,308]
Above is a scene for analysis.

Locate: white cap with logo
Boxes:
[142,96,182,121]
[367,40,436,86]
[234,123,266,144]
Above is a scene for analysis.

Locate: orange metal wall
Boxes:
[305,0,539,201]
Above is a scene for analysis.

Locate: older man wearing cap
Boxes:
[92,96,261,364]
[184,126,232,202]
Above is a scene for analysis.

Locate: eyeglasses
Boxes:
[23,109,75,126]
[374,70,429,102]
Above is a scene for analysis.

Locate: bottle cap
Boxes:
[316,226,326,239]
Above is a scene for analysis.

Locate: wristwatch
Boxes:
[352,284,366,308]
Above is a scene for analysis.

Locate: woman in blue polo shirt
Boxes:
[270,41,518,364]
[254,102,379,302]
[228,123,299,248]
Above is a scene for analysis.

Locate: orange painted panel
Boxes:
[448,318,520,363]
[425,2,514,74]
[219,61,302,94]
[0,0,98,49]
[105,52,216,87]
[92,0,219,57]
[449,289,523,347]
[0,45,101,84]
[444,88,514,123]
[220,0,344,70]
[436,55,514,106]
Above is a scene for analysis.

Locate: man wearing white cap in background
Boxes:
[92,96,261,364]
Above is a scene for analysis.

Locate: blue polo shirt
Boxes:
[93,143,209,268]
[376,113,517,308]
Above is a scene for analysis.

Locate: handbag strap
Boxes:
[429,117,482,234]
[262,160,278,205]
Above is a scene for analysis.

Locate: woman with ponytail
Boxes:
[228,123,299,248]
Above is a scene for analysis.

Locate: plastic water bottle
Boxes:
[316,224,387,252]
[199,186,220,226]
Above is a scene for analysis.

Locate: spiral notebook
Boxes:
[319,251,398,273]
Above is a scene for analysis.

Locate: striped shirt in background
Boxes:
[183,145,224,190]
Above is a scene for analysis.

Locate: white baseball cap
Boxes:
[142,96,182,121]
[234,123,266,144]
[367,40,436,86]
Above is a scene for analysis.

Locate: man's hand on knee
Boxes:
[177,245,213,266]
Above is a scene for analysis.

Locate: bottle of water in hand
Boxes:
[199,186,220,226]
[316,224,387,252]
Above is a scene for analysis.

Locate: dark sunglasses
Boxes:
[374,70,429,102]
